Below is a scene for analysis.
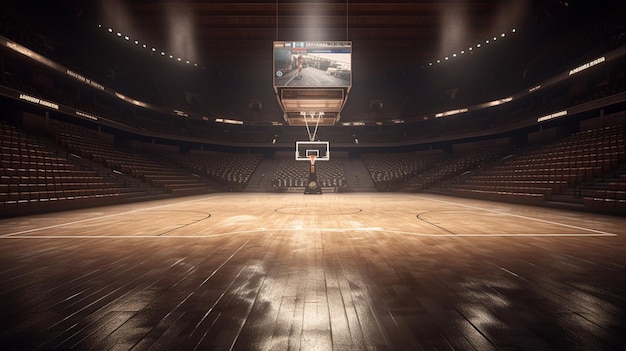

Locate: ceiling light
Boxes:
[426,27,517,68]
[99,24,202,69]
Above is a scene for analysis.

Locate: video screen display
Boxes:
[273,41,352,88]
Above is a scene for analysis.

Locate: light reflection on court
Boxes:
[0,193,625,349]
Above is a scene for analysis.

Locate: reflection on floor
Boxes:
[0,193,624,350]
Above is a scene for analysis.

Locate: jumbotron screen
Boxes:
[273,41,352,88]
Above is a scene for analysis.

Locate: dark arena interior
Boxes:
[2,1,626,350]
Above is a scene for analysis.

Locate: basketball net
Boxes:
[309,154,316,172]
[301,111,324,141]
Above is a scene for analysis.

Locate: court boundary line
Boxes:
[0,195,222,238]
[407,194,616,236]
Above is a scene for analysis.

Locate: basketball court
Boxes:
[1,192,625,350]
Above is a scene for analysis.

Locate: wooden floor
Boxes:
[1,193,625,350]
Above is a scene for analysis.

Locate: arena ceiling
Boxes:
[47,0,584,75]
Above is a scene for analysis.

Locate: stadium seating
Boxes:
[398,148,510,192]
[272,159,346,191]
[157,151,262,190]
[55,132,217,195]
[581,138,626,214]
[362,152,443,191]
[443,125,625,204]
[0,121,156,215]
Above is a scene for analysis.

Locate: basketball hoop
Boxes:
[309,154,316,166]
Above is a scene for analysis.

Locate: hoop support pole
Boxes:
[302,111,324,141]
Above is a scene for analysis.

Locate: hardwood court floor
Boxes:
[0,193,625,350]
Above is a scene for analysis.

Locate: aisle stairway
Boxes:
[342,158,376,192]
[244,157,282,192]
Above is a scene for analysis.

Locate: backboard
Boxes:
[295,141,330,161]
